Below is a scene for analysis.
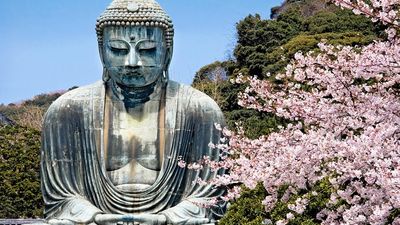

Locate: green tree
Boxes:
[0,125,43,218]
[234,9,304,78]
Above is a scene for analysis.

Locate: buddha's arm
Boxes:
[159,92,226,225]
[41,101,103,224]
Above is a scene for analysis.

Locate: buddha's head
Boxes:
[96,0,174,88]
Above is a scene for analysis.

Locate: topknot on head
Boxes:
[96,0,174,47]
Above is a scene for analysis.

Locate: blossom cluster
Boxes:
[181,1,400,224]
[234,36,399,224]
[332,0,399,27]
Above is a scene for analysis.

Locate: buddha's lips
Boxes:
[118,66,155,77]
[120,69,141,77]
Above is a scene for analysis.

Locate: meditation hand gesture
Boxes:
[94,214,166,225]
[94,214,214,225]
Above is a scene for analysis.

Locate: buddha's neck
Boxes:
[107,79,164,109]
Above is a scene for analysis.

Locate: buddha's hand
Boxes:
[48,219,75,225]
[182,218,214,225]
[94,213,167,225]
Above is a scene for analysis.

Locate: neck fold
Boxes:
[107,78,164,108]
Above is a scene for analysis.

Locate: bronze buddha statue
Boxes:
[40,0,226,224]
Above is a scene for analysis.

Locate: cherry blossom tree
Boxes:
[181,0,400,224]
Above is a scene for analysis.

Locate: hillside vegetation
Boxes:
[0,92,65,131]
[192,0,387,224]
[0,125,42,218]
[192,0,384,139]
[0,92,67,218]
[0,0,389,221]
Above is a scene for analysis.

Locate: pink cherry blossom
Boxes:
[182,0,400,223]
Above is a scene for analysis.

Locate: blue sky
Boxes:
[0,0,283,104]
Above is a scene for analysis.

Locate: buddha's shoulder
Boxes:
[168,81,221,111]
[46,81,103,115]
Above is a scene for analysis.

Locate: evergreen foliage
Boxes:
[218,179,335,225]
[0,125,43,218]
[219,184,267,225]
[234,8,380,79]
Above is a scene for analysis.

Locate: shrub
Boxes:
[0,125,43,218]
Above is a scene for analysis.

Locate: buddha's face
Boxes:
[102,26,167,88]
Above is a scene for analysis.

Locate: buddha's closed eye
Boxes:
[137,40,157,51]
[108,40,130,54]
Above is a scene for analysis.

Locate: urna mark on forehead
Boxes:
[103,26,165,42]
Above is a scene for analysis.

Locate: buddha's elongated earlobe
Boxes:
[102,67,110,83]
[162,70,169,84]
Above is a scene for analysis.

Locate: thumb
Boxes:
[48,219,74,225]
[187,218,211,225]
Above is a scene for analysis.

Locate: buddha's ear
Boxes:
[99,44,110,82]
[99,43,106,65]
[164,46,173,71]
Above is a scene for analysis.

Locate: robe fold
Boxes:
[41,81,225,224]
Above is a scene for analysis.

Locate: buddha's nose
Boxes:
[126,49,143,67]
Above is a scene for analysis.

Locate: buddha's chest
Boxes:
[113,110,159,149]
[104,104,162,187]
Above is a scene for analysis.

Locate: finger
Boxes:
[48,219,74,225]
[121,214,136,222]
[187,218,210,225]
[96,214,121,223]
[95,214,136,223]
[133,214,166,223]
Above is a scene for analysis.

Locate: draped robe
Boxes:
[41,81,225,224]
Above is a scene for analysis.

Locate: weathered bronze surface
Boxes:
[40,0,225,224]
